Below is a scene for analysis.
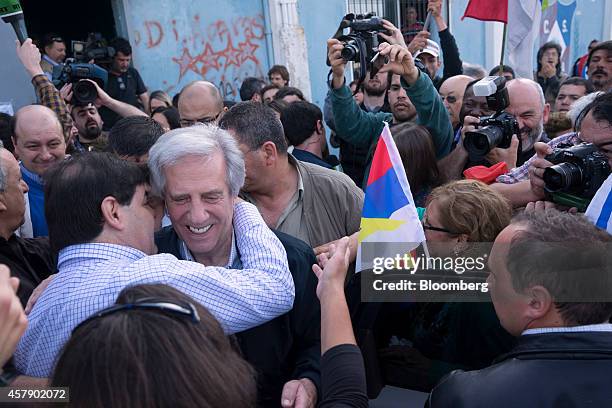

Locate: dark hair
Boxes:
[51,284,256,408]
[44,152,148,252]
[576,90,612,130]
[537,42,563,75]
[0,113,14,154]
[488,65,515,79]
[507,210,612,325]
[108,116,165,158]
[41,33,64,49]
[172,92,180,108]
[110,37,132,56]
[587,40,612,65]
[219,101,288,154]
[274,87,305,102]
[268,65,290,83]
[265,99,288,116]
[280,101,322,146]
[559,76,595,94]
[151,106,181,130]
[239,77,266,101]
[391,123,441,196]
[259,83,280,99]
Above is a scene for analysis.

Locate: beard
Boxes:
[364,78,387,97]
[81,123,102,141]
[519,119,544,152]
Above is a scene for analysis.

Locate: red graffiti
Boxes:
[171,20,178,42]
[144,21,164,48]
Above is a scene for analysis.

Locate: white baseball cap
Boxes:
[414,39,440,59]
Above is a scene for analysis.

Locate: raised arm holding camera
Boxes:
[327,18,453,185]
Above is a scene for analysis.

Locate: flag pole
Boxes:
[498,22,508,76]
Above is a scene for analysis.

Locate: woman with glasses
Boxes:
[378,180,516,392]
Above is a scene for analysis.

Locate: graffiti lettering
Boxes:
[145,21,164,48]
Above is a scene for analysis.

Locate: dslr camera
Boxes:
[329,13,389,84]
[72,32,115,65]
[463,76,520,158]
[543,143,611,211]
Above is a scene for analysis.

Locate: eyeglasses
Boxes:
[441,95,458,104]
[180,112,221,127]
[422,219,459,235]
[117,77,126,91]
[72,297,200,334]
[51,37,64,42]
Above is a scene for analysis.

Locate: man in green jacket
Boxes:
[327,39,454,183]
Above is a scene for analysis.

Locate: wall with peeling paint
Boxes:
[124,1,270,100]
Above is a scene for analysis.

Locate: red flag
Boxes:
[462,0,508,23]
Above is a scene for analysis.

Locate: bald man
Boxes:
[439,75,474,129]
[178,81,225,127]
[12,105,66,237]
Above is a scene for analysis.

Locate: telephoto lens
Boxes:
[73,80,98,105]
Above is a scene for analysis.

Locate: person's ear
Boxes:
[261,141,279,165]
[0,193,7,212]
[525,285,554,321]
[316,119,324,135]
[100,196,125,231]
[542,103,551,125]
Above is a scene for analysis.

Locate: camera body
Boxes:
[52,62,108,105]
[463,76,520,158]
[544,143,611,200]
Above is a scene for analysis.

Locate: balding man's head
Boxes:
[178,81,224,127]
[12,105,66,176]
[439,75,474,127]
[506,78,549,152]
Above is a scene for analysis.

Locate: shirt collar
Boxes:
[42,54,60,67]
[58,243,147,269]
[287,154,305,198]
[522,323,612,336]
[20,163,44,185]
[179,228,238,268]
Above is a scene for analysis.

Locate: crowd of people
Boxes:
[1,1,612,406]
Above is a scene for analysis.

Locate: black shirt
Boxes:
[319,344,368,408]
[0,235,56,306]
[100,67,147,130]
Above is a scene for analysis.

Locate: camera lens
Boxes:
[464,126,504,157]
[73,81,98,105]
[543,163,583,192]
[341,40,360,61]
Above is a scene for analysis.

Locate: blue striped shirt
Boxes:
[15,202,294,377]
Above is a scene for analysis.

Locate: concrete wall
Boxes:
[296,0,346,108]
[0,21,37,111]
[119,0,271,100]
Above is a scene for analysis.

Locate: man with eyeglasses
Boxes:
[178,81,225,127]
[39,33,66,81]
[491,91,612,208]
[438,75,473,131]
[99,37,149,131]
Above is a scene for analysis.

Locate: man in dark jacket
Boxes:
[427,210,612,407]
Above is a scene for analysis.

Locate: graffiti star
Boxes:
[172,47,198,80]
[238,39,259,65]
[195,43,221,75]
[219,36,242,69]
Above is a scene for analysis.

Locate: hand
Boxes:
[312,237,350,300]
[15,38,44,77]
[80,79,112,108]
[540,62,556,79]
[25,274,55,315]
[377,42,418,83]
[525,200,578,214]
[428,0,442,17]
[460,115,480,145]
[314,231,358,267]
[528,142,554,199]
[60,83,73,104]
[327,39,347,89]
[379,19,406,48]
[486,135,519,169]
[0,265,28,368]
[407,31,430,55]
[281,378,317,408]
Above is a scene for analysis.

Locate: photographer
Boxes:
[61,80,147,153]
[327,28,453,185]
[491,91,612,208]
[439,78,550,182]
[99,38,148,130]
